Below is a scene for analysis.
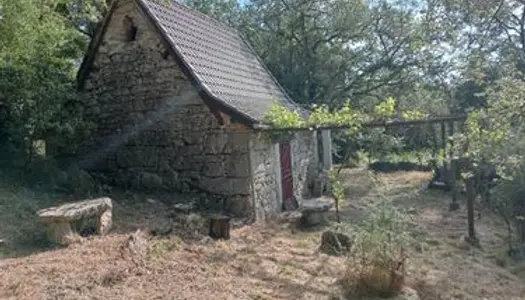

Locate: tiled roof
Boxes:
[137,0,302,123]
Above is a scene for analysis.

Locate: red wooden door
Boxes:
[279,142,294,209]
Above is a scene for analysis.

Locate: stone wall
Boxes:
[79,0,252,216]
[249,133,281,221]
[249,131,319,221]
[291,131,319,198]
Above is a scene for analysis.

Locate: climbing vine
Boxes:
[263,98,426,221]
[263,101,365,136]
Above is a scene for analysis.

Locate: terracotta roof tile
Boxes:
[138,0,301,122]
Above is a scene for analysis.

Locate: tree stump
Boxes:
[209,215,230,240]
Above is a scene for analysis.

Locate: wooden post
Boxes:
[441,121,448,177]
[449,158,460,211]
[209,215,231,240]
[465,177,479,245]
[431,123,438,159]
[448,121,460,211]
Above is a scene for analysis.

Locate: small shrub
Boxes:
[340,201,411,298]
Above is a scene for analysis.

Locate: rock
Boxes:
[125,229,149,256]
[97,209,113,235]
[394,287,420,300]
[319,230,352,256]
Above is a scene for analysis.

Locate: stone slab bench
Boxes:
[299,198,334,226]
[37,197,113,245]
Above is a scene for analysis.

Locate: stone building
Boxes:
[76,0,320,221]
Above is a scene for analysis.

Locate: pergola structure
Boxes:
[255,114,468,210]
[255,114,467,166]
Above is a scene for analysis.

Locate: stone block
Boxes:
[97,209,112,235]
[228,133,250,153]
[140,172,164,190]
[226,154,250,177]
[224,195,252,217]
[197,177,250,196]
[116,147,158,168]
[202,162,226,177]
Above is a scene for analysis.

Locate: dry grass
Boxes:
[340,265,405,298]
[1,169,525,299]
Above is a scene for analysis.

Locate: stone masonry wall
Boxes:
[79,0,252,216]
[290,131,319,198]
[249,133,281,221]
[249,131,319,221]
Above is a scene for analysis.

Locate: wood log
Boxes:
[209,215,231,240]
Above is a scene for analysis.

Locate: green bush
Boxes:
[341,201,411,298]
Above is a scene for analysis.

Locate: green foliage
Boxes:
[400,109,425,121]
[328,169,345,201]
[342,201,411,297]
[263,102,364,136]
[328,168,345,222]
[263,102,305,128]
[373,97,396,120]
[0,0,89,167]
[451,76,525,246]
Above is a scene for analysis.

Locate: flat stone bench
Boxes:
[299,198,333,226]
[37,197,113,245]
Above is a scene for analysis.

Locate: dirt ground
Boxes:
[1,169,525,300]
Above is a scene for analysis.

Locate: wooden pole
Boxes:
[466,177,479,245]
[431,123,438,159]
[441,121,448,183]
[449,158,460,211]
[448,121,460,211]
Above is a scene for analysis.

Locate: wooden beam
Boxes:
[253,115,468,132]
